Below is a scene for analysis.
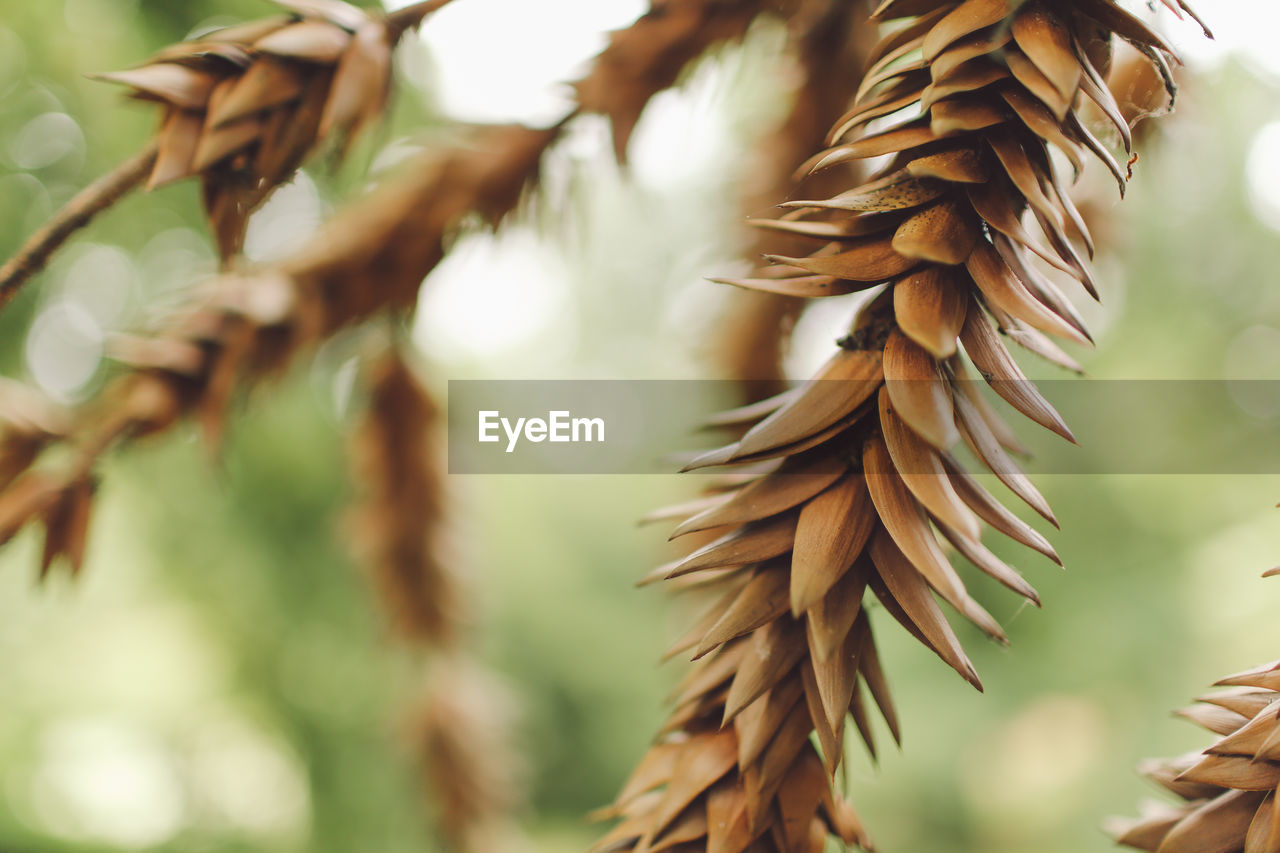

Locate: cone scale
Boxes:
[1111,658,1280,853]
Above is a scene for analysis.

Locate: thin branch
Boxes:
[0,142,157,311]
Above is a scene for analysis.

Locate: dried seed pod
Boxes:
[602,1,1199,850]
[412,656,526,853]
[347,345,465,647]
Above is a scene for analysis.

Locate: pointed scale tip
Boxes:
[634,561,677,588]
[679,443,739,472]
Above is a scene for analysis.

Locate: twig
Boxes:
[0,142,157,311]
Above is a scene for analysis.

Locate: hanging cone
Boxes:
[600,1,1202,850]
[411,655,528,853]
[346,344,467,647]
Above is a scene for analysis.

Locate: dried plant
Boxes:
[0,0,815,578]
[346,341,525,851]
[0,0,798,308]
[0,1,828,848]
[0,118,553,851]
[413,654,527,853]
[0,0,1237,851]
[96,1,395,259]
[347,343,465,646]
[0,121,556,575]
[577,0,797,163]
[595,2,1208,851]
[1110,650,1280,852]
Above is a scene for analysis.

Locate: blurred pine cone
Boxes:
[94,0,394,259]
[598,1,1206,850]
[1110,659,1280,853]
[413,656,527,853]
[347,344,466,648]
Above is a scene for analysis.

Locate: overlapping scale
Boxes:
[1111,659,1280,853]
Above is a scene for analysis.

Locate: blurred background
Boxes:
[1,0,1280,851]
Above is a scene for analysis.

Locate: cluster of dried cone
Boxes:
[348,346,523,852]
[0,0,811,546]
[0,0,1239,851]
[0,2,526,850]
[0,1,884,850]
[1111,655,1280,853]
[595,1,1207,851]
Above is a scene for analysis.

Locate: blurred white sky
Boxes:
[385,0,647,125]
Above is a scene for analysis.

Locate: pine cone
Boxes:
[599,1,1205,851]
[413,656,526,853]
[347,345,466,647]
[94,0,394,259]
[1110,660,1280,853]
